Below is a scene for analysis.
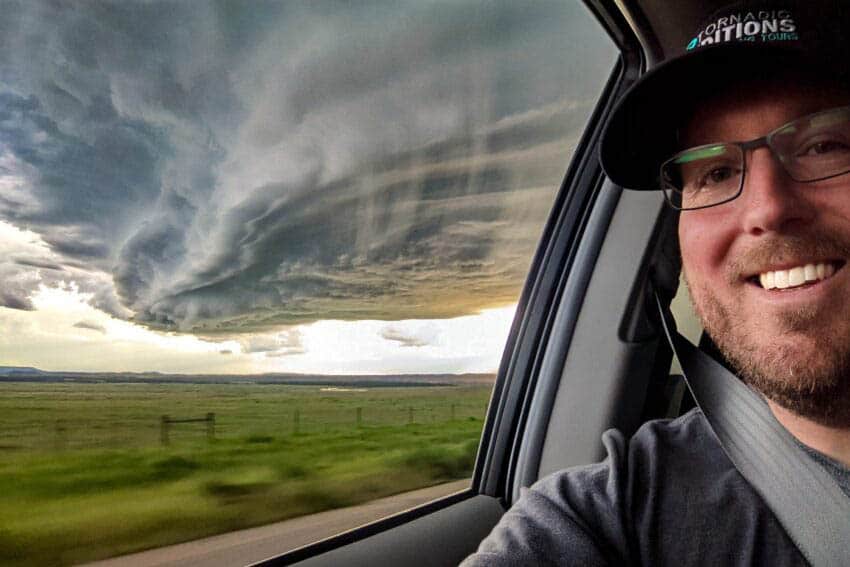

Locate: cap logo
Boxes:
[686,9,798,50]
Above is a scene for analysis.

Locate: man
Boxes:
[462,1,850,565]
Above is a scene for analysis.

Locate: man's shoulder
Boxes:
[464,409,806,565]
[534,407,723,496]
[626,406,728,476]
[464,410,734,565]
[630,405,716,453]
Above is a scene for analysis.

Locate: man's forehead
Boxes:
[681,77,850,147]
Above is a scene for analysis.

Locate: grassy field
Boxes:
[0,382,492,566]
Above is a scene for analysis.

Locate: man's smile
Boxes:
[739,258,847,309]
[747,260,845,290]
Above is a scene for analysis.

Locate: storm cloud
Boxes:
[0,1,615,335]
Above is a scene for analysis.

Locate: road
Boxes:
[84,479,471,567]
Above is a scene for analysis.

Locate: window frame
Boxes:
[253,1,646,564]
[483,0,647,504]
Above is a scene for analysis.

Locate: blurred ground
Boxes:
[85,479,471,567]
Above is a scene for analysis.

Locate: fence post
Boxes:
[408,407,414,424]
[206,413,215,441]
[54,419,67,451]
[356,407,362,428]
[293,409,300,435]
[160,415,170,446]
[451,404,456,421]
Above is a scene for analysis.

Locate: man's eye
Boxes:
[801,139,850,156]
[700,166,734,187]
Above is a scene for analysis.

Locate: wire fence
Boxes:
[0,402,489,453]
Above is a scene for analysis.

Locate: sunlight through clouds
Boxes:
[1,284,245,373]
[0,280,516,374]
[265,306,516,375]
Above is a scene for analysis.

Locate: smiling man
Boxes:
[677,79,850,446]
[463,1,850,565]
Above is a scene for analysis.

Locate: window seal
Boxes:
[251,488,480,566]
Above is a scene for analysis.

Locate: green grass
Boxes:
[0,382,491,566]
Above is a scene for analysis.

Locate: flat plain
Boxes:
[0,381,491,566]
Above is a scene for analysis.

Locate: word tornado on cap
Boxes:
[599,0,850,190]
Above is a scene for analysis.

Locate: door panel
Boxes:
[270,495,504,567]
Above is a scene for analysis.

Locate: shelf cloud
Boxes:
[0,1,614,336]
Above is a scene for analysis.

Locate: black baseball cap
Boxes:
[599,1,850,190]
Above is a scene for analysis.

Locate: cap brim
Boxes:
[600,43,810,190]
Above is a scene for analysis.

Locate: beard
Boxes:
[683,232,850,429]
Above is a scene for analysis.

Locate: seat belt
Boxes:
[652,288,850,567]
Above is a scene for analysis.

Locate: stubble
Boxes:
[683,232,850,428]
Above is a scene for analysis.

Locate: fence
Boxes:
[0,399,490,453]
[160,413,215,445]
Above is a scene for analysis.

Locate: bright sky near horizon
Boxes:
[0,270,516,375]
[0,2,615,375]
[1,217,518,375]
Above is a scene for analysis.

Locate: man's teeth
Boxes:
[759,262,835,290]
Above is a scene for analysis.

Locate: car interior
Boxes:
[256,1,733,565]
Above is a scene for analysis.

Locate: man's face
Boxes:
[679,80,850,427]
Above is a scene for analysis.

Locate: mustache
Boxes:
[728,230,850,284]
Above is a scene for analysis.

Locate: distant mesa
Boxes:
[0,366,496,387]
[0,366,45,375]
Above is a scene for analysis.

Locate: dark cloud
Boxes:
[88,284,133,320]
[2,241,131,319]
[0,1,616,334]
[12,256,63,271]
[72,320,106,334]
[120,102,576,332]
[0,291,34,311]
[0,90,165,260]
[0,258,40,310]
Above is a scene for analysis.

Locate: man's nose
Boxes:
[738,148,816,235]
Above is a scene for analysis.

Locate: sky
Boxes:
[0,1,616,374]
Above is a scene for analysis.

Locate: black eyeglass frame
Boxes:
[659,104,850,211]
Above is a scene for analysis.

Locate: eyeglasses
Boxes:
[660,105,850,210]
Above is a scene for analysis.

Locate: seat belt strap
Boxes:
[653,289,850,567]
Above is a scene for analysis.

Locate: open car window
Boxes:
[0,1,617,565]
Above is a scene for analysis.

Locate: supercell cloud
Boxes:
[0,1,615,336]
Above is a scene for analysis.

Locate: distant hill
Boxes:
[0,366,495,387]
[0,366,46,375]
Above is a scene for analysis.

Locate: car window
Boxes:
[670,275,704,375]
[0,1,616,564]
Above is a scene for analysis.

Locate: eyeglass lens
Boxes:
[660,106,850,210]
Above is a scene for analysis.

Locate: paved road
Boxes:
[84,479,471,567]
